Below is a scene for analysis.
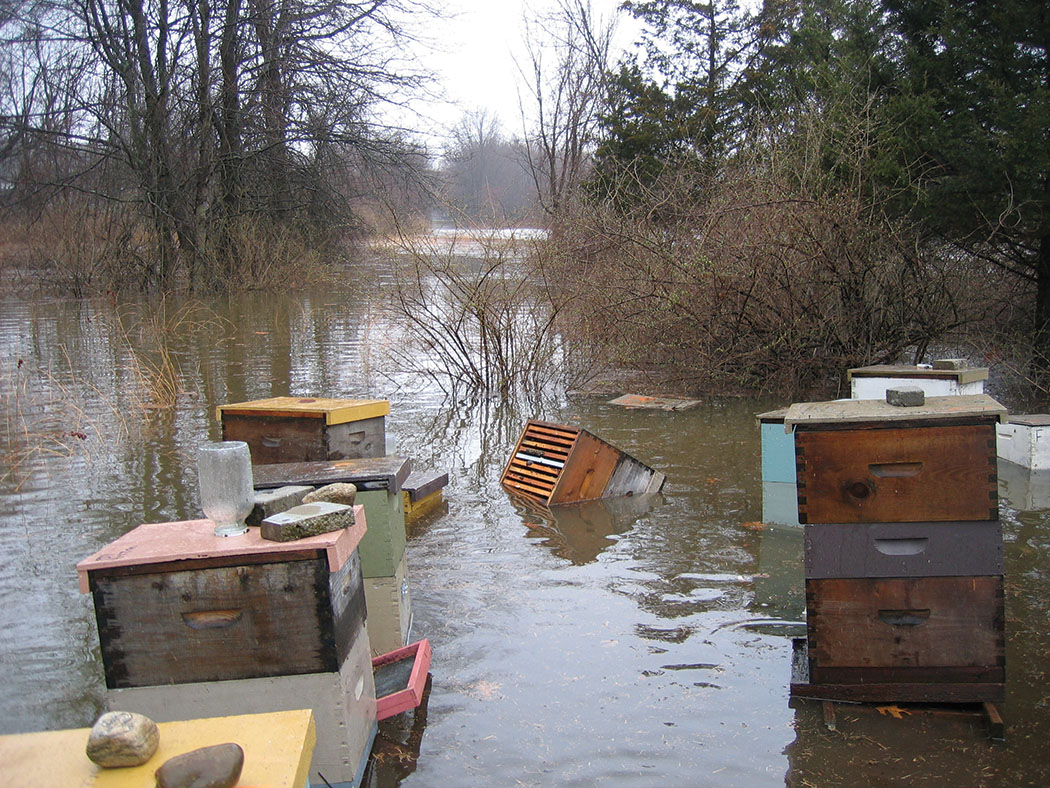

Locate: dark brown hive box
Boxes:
[217,396,389,464]
[787,395,1005,524]
[77,515,368,689]
[787,394,1008,705]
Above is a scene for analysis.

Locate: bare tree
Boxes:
[0,0,437,290]
[517,0,615,217]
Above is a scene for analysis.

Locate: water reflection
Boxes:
[1,275,1049,785]
[509,493,663,565]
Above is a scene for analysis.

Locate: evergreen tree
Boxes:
[885,0,1050,344]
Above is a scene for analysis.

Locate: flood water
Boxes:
[1,252,1049,786]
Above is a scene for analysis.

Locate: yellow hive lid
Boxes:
[216,396,390,425]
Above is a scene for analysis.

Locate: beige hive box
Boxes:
[217,396,389,464]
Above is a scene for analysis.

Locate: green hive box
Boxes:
[253,456,411,578]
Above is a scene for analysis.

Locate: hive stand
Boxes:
[784,394,1008,736]
[500,419,665,505]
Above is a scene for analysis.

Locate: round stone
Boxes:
[154,742,244,788]
[85,710,159,768]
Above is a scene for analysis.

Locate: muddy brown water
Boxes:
[1,273,1048,786]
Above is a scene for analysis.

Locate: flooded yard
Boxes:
[1,263,1049,786]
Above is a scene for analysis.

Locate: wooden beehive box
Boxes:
[500,420,665,506]
[217,396,389,463]
[848,364,988,399]
[786,395,1006,524]
[77,514,367,689]
[796,519,1005,702]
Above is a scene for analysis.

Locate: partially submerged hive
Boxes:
[500,419,665,506]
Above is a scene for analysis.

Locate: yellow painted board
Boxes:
[217,396,390,425]
[0,709,316,788]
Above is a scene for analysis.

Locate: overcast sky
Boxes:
[403,0,638,153]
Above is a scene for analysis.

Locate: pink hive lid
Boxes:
[75,505,366,593]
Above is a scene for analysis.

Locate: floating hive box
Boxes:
[217,396,389,463]
[787,394,1007,704]
[848,363,987,400]
[373,639,433,721]
[500,419,666,505]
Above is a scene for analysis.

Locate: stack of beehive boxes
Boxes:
[787,394,1007,703]
[218,396,415,656]
[77,517,377,786]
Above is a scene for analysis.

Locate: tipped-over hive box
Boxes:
[217,396,389,463]
[500,419,665,506]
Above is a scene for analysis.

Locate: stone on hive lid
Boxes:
[154,742,244,788]
[261,500,354,542]
[933,358,967,370]
[247,485,315,526]
[302,482,357,507]
[85,710,159,767]
[886,385,925,407]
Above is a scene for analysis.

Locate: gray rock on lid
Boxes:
[302,482,357,507]
[886,385,926,407]
[260,500,355,542]
[85,710,159,768]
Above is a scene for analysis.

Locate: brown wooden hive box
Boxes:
[799,575,1005,702]
[787,396,1006,524]
[217,396,389,464]
[500,419,666,505]
[78,517,368,689]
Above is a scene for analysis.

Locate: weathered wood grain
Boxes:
[796,422,998,523]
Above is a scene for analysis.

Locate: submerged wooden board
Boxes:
[0,709,316,788]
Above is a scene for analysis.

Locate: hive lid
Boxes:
[847,364,989,385]
[253,456,412,491]
[1008,413,1050,427]
[216,396,390,425]
[783,393,1007,432]
[75,506,366,592]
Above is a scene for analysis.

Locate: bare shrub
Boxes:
[536,163,973,398]
[382,223,603,400]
